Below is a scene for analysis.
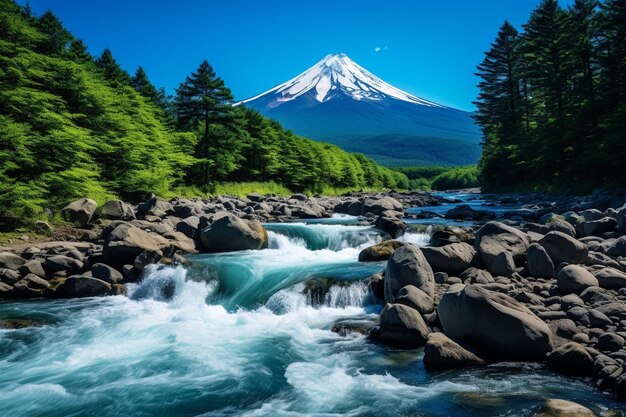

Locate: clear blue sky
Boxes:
[24,0,570,111]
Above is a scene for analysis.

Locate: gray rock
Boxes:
[103,223,167,267]
[359,240,405,262]
[18,259,45,277]
[594,267,626,290]
[583,217,617,237]
[91,263,123,284]
[474,221,530,271]
[547,342,594,376]
[491,251,516,277]
[423,332,485,370]
[200,213,268,252]
[373,303,430,346]
[101,200,136,220]
[527,243,555,278]
[437,284,552,360]
[394,285,434,314]
[536,399,597,417]
[421,243,476,276]
[606,236,626,258]
[597,332,625,352]
[362,197,403,216]
[460,267,494,284]
[384,245,435,301]
[374,214,405,238]
[62,198,97,225]
[557,265,598,294]
[539,231,588,265]
[12,274,50,297]
[44,255,84,274]
[56,276,112,298]
[0,252,25,270]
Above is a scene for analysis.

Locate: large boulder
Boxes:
[594,267,626,290]
[56,276,112,298]
[546,342,594,376]
[358,240,404,262]
[539,231,588,265]
[103,223,167,267]
[437,284,552,360]
[583,217,617,237]
[526,243,555,278]
[62,198,97,225]
[200,213,268,252]
[474,221,530,272]
[374,213,406,238]
[0,252,25,270]
[557,265,599,294]
[101,200,136,220]
[44,255,83,274]
[423,332,485,371]
[394,285,434,314]
[372,303,429,346]
[12,274,50,298]
[362,197,403,216]
[445,204,495,221]
[91,263,123,284]
[421,243,476,276]
[606,236,626,258]
[384,245,435,302]
[536,399,596,417]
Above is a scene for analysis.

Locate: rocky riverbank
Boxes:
[3,188,626,412]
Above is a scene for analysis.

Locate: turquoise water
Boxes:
[0,222,624,416]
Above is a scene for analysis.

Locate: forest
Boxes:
[475,0,626,192]
[0,0,408,222]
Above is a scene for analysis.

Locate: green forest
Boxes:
[475,0,626,192]
[0,0,408,221]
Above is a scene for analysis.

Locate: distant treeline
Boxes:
[394,166,479,191]
[475,0,626,192]
[0,0,407,220]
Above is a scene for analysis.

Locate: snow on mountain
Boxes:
[240,53,445,108]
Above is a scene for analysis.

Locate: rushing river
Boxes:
[0,212,624,416]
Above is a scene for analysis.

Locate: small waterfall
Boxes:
[264,223,381,251]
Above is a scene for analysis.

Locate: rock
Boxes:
[175,216,200,239]
[134,250,163,271]
[557,265,599,294]
[394,285,434,314]
[596,302,626,320]
[527,243,555,278]
[0,252,25,270]
[423,332,485,370]
[460,267,494,284]
[547,342,594,376]
[362,197,403,215]
[103,223,167,267]
[12,274,50,297]
[549,319,578,339]
[437,284,552,360]
[583,217,617,237]
[18,259,45,277]
[374,214,406,238]
[445,204,495,221]
[101,200,136,220]
[384,245,435,302]
[358,240,404,262]
[605,236,626,258]
[539,231,588,265]
[589,309,612,327]
[56,276,112,298]
[44,255,84,274]
[421,243,476,276]
[91,263,123,284]
[62,198,97,225]
[0,268,20,284]
[138,197,173,218]
[491,251,516,277]
[597,332,625,352]
[594,267,626,290]
[474,221,530,271]
[200,213,268,252]
[372,303,429,346]
[536,399,596,417]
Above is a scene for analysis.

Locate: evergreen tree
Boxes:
[36,10,73,56]
[67,39,92,63]
[174,60,237,184]
[131,66,160,103]
[473,21,523,189]
[95,48,130,85]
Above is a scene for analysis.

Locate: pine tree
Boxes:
[95,48,130,85]
[67,39,92,63]
[473,21,523,189]
[174,60,237,184]
[36,10,73,56]
[131,66,160,103]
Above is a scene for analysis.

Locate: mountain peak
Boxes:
[241,53,445,108]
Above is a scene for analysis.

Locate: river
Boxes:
[0,195,624,416]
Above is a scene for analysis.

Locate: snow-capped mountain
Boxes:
[240,53,481,166]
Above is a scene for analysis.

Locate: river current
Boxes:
[0,208,624,416]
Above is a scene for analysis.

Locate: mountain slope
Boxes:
[241,53,481,165]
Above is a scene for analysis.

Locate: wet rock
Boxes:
[423,332,485,370]
[474,221,530,271]
[62,198,97,225]
[437,284,552,360]
[539,231,588,265]
[526,243,555,278]
[134,250,163,271]
[557,265,598,294]
[200,213,268,252]
[372,303,430,347]
[547,342,594,376]
[384,245,434,301]
[374,214,405,238]
[421,243,476,276]
[56,276,112,298]
[536,399,596,417]
[359,240,404,262]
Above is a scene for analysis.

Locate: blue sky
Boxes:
[24,0,570,111]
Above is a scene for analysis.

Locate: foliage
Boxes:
[394,166,479,191]
[0,0,407,223]
[476,0,626,192]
